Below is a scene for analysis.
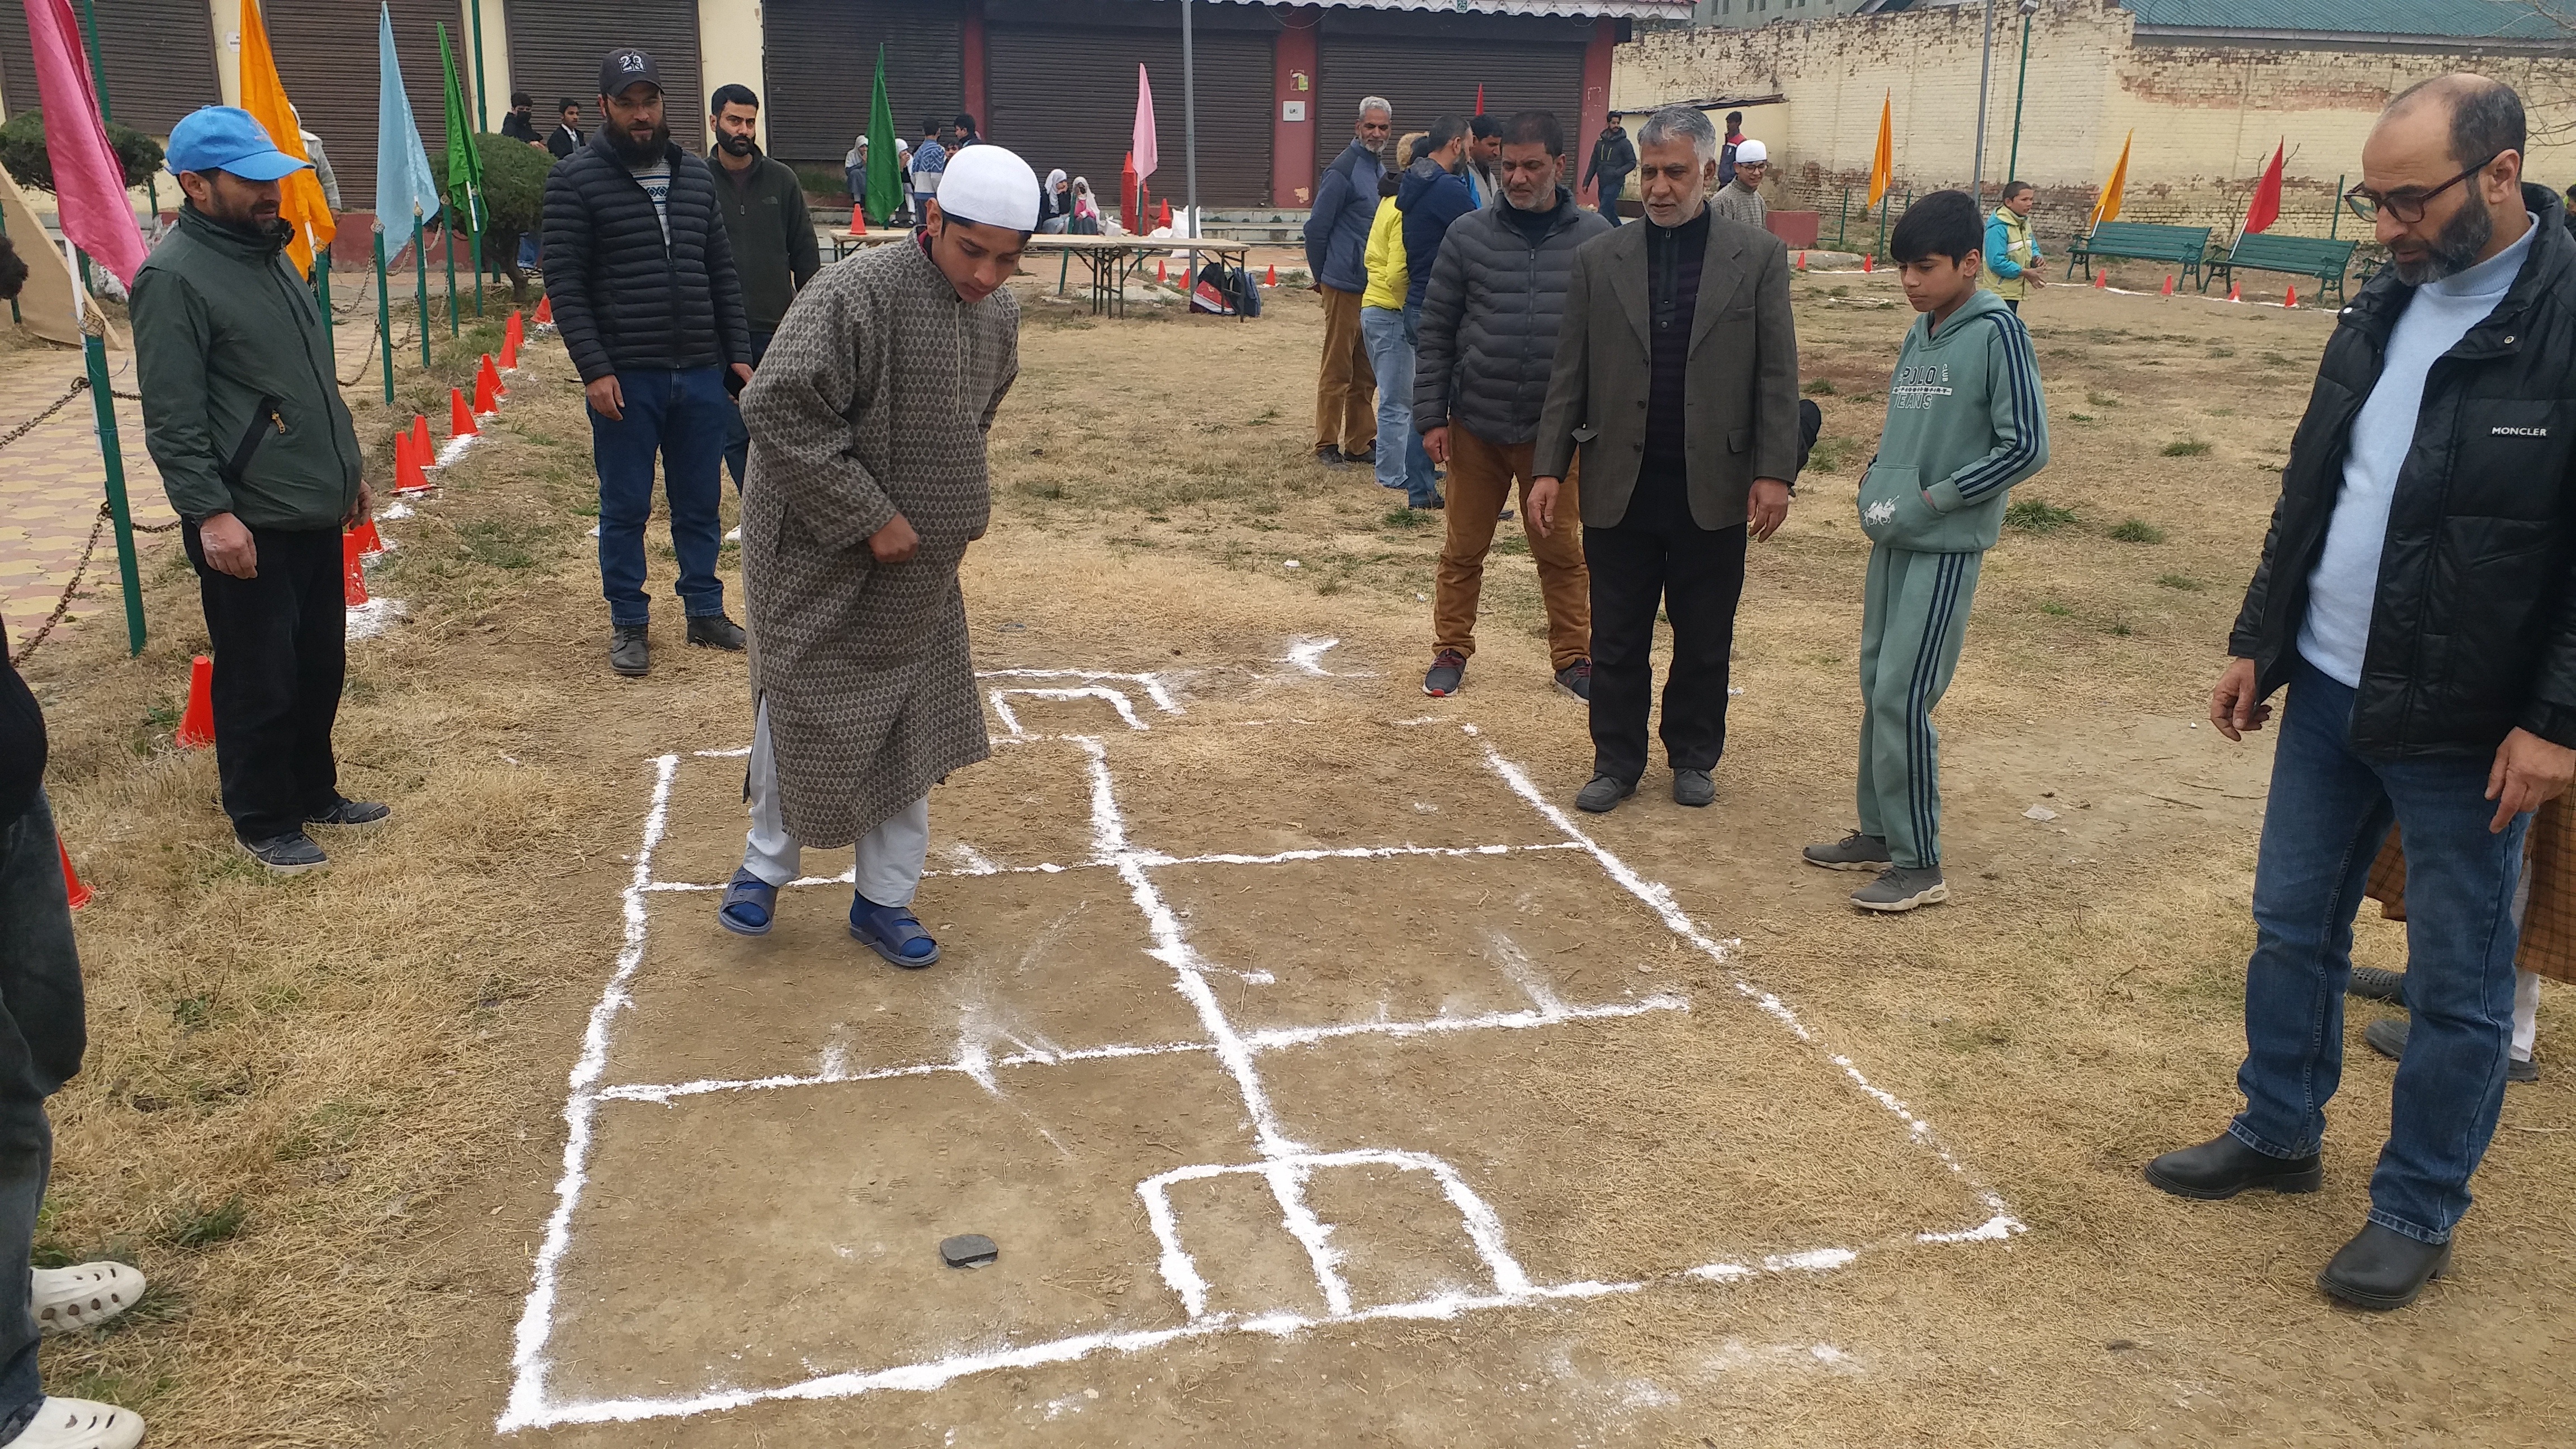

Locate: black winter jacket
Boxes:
[541,131,752,383]
[2233,184,2576,755]
[1414,187,1611,447]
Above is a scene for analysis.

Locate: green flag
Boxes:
[437,22,484,231]
[865,45,902,226]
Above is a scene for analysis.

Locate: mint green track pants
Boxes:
[1857,545,1985,870]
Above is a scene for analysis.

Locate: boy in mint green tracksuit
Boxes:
[1805,190,2048,912]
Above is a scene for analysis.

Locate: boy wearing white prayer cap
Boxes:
[1710,138,1769,230]
[717,145,1041,967]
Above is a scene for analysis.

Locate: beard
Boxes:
[2394,201,2492,285]
[606,120,671,167]
[718,132,756,158]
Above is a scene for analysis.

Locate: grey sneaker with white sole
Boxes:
[239,831,328,873]
[1851,864,1948,912]
[1802,832,1892,872]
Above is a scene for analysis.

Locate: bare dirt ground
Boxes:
[17,258,2572,1447]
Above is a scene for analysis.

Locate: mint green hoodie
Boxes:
[1856,288,2049,553]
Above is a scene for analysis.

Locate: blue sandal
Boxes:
[718,868,778,936]
[850,896,940,968]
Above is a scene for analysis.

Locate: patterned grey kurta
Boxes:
[738,236,1019,847]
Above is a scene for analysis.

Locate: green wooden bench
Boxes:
[2066,221,2213,288]
[2203,233,2361,304]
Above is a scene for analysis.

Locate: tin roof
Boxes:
[2123,0,2570,41]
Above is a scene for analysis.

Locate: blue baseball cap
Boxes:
[165,106,311,182]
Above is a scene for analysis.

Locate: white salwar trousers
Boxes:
[741,697,930,906]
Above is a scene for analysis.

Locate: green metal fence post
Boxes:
[2330,172,2343,240]
[413,214,433,370]
[444,219,460,335]
[375,229,396,404]
[74,248,145,655]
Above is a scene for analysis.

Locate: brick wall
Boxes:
[1615,0,2576,250]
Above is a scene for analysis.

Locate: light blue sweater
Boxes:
[2299,217,2536,687]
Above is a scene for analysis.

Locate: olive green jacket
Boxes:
[131,206,362,531]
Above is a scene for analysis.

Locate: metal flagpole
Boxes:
[2006,0,2037,184]
[1182,0,1202,307]
[375,229,396,403]
[444,217,460,334]
[1971,0,1996,204]
[413,212,433,368]
[470,0,490,132]
[315,245,333,362]
[70,247,145,654]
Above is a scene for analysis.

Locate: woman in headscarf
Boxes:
[1069,177,1103,235]
[845,135,867,206]
[1037,169,1072,234]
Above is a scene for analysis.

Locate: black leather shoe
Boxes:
[686,613,747,650]
[2318,1222,2450,1311]
[2143,1132,2323,1200]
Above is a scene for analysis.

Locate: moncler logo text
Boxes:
[2493,425,2549,437]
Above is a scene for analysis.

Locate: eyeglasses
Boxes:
[2345,155,2498,224]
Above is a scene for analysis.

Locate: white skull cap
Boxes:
[1735,139,1768,164]
[937,144,1041,232]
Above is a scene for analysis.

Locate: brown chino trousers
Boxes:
[1434,424,1590,670]
[1314,285,1377,455]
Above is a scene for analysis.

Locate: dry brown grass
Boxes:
[17,266,2572,1445]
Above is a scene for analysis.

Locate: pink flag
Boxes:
[21,0,146,287]
[1132,64,1159,188]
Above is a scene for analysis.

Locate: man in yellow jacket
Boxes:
[1360,135,1444,509]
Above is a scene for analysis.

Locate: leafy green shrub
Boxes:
[428,133,556,300]
[0,109,163,193]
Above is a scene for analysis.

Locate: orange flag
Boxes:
[236,0,336,276]
[2090,130,2134,232]
[2242,139,2285,236]
[1867,92,1893,214]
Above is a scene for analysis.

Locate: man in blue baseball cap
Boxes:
[130,106,383,876]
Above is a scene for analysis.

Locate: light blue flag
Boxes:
[373,2,442,232]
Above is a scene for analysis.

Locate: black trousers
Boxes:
[0,788,83,1437]
[183,521,345,842]
[1584,478,1749,784]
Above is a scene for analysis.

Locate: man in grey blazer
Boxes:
[1532,105,1800,812]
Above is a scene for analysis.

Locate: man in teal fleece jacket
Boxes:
[1805,190,2048,911]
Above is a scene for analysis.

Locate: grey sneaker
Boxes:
[305,797,390,827]
[1851,864,1948,912]
[1575,774,1635,813]
[1315,443,1347,468]
[1673,768,1715,807]
[2347,966,2407,1003]
[1802,832,1892,872]
[1554,658,1592,702]
[240,831,328,874]
[686,612,747,650]
[1423,649,1466,697]
[2360,1015,2527,1079]
[609,623,650,677]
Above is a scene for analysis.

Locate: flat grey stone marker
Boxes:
[940,1234,999,1268]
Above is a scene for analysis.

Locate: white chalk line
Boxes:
[992,685,1150,738]
[593,995,1688,1105]
[636,839,1587,892]
[1476,736,2025,1233]
[500,754,678,1433]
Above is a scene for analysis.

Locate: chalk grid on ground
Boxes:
[499,657,2024,1433]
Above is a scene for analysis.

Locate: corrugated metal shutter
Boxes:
[988,25,1272,208]
[1315,12,1589,175]
[763,0,960,166]
[0,0,220,136]
[267,0,458,211]
[508,0,704,155]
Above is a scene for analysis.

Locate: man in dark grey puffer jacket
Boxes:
[1413,110,1609,702]
[543,48,754,678]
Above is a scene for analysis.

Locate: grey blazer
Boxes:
[1533,210,1801,531]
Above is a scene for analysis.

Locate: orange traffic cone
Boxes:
[451,387,479,439]
[535,294,553,325]
[175,655,216,749]
[1156,258,1167,283]
[501,313,521,370]
[475,354,504,412]
[850,203,866,234]
[1158,198,1173,230]
[343,530,370,606]
[411,413,432,460]
[2228,282,2243,303]
[2284,284,2299,309]
[1264,263,1276,287]
[1862,254,1874,273]
[1796,250,1807,271]
[2094,268,2108,289]
[56,835,89,910]
[352,515,386,555]
[2161,274,2175,296]
[396,424,429,493]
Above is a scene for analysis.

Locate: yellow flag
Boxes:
[1867,92,1893,213]
[236,0,335,276]
[2090,130,2134,232]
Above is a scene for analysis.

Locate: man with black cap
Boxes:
[716,144,1038,972]
[131,105,383,875]
[543,48,754,678]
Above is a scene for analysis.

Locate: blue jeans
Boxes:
[0,789,88,1443]
[516,231,539,269]
[722,330,775,489]
[1358,306,1437,507]
[591,367,729,627]
[2229,654,2527,1244]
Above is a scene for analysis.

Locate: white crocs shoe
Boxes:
[32,1262,146,1336]
[9,1396,145,1448]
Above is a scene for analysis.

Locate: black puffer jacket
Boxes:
[541,131,751,383]
[2233,183,2576,755]
[1414,187,1611,446]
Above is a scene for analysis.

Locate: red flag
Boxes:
[1475,85,1486,116]
[2242,140,2285,236]
[21,0,146,285]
